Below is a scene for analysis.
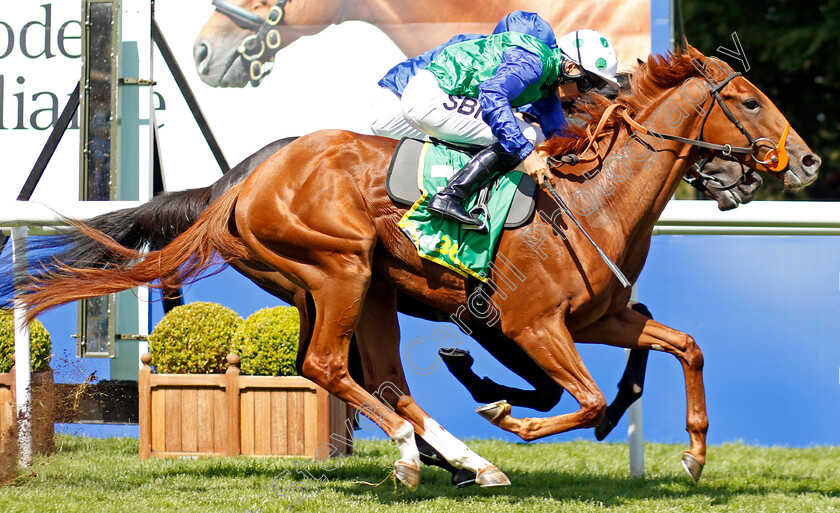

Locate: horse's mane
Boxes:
[538,51,711,159]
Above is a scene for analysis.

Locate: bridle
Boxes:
[683,154,750,192]
[210,0,289,86]
[549,66,791,177]
[538,63,788,288]
[620,71,791,172]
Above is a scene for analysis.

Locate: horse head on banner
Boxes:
[194,0,319,87]
[191,0,649,88]
[193,0,506,87]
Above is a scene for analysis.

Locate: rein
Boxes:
[548,71,791,173]
[540,65,791,288]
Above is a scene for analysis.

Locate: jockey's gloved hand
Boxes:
[523,151,552,188]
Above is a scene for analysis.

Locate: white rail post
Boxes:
[627,362,644,478]
[11,225,33,467]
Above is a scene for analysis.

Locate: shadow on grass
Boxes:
[132,454,840,508]
[46,436,839,508]
[335,465,840,507]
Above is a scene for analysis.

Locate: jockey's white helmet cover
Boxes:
[558,29,620,88]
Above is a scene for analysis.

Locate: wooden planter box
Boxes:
[0,367,55,456]
[138,353,354,459]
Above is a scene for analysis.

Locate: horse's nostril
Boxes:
[800,154,821,175]
[195,42,211,74]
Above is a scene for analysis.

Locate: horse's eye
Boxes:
[743,99,760,110]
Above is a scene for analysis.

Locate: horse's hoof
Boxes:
[594,415,616,441]
[681,452,704,483]
[394,460,420,490]
[451,468,477,488]
[475,465,511,488]
[475,400,510,423]
[439,347,474,373]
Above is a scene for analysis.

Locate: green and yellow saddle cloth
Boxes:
[398,142,525,282]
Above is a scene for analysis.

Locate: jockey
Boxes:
[400,29,620,227]
[370,11,558,140]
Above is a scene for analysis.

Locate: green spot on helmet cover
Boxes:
[575,38,584,47]
[600,37,609,48]
[595,57,607,70]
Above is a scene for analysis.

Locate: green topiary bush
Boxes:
[148,302,242,374]
[0,309,51,373]
[231,306,300,377]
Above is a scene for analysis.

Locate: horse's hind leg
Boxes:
[293,284,470,486]
[302,275,427,488]
[235,197,424,489]
[353,280,510,487]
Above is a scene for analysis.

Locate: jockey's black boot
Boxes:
[428,143,521,226]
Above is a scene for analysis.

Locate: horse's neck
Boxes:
[577,90,701,243]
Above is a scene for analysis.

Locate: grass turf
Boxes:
[0,435,838,512]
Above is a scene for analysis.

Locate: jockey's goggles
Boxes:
[577,70,609,93]
[557,62,609,93]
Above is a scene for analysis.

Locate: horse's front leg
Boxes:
[443,319,564,412]
[594,302,652,441]
[572,305,708,482]
[480,315,608,441]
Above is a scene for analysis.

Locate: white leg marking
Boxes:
[390,421,420,464]
[422,418,492,472]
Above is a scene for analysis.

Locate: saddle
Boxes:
[386,138,538,229]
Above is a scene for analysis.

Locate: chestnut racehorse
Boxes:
[193,0,651,87]
[0,136,756,486]
[15,48,819,489]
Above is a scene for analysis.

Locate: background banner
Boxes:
[2,0,656,199]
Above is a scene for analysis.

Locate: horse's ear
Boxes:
[674,36,691,54]
[686,43,705,59]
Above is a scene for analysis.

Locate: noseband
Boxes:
[211,0,289,85]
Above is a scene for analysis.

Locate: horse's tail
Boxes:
[28,137,294,263]
[89,186,214,251]
[0,186,213,309]
[19,181,250,319]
